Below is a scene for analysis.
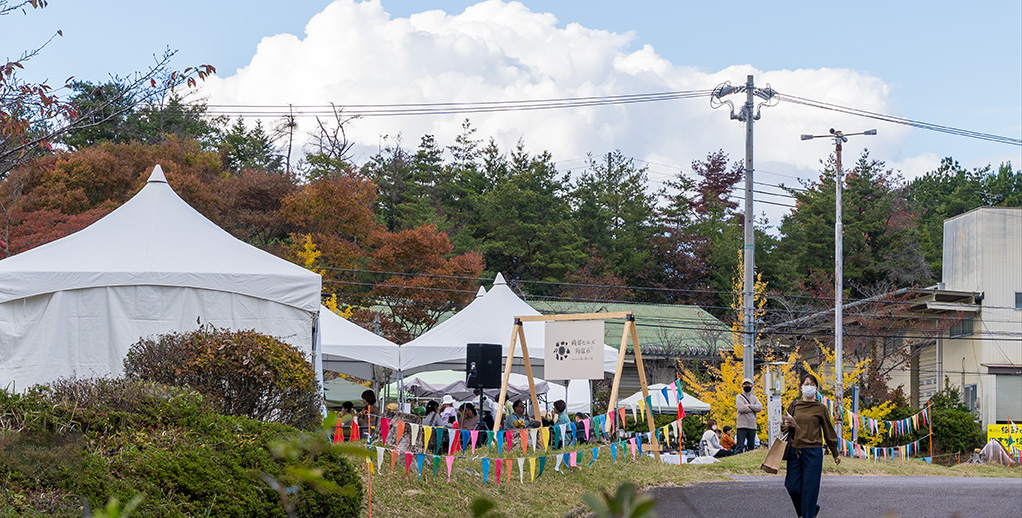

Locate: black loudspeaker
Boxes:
[466,343,501,389]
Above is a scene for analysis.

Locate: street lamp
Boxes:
[800,128,876,439]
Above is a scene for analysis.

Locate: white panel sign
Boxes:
[544,320,605,380]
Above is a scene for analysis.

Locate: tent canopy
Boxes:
[0,165,321,389]
[619,383,711,414]
[319,305,400,378]
[0,165,320,311]
[399,273,619,374]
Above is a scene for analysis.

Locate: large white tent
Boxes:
[319,305,400,379]
[398,273,620,377]
[0,165,322,390]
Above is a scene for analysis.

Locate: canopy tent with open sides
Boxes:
[0,165,322,390]
[398,273,620,376]
[319,305,400,379]
[619,383,712,414]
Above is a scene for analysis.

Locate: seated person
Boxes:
[439,395,458,426]
[574,412,589,444]
[551,400,570,448]
[700,419,733,458]
[503,400,530,430]
[460,403,480,431]
[720,425,736,451]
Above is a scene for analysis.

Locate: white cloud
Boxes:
[199,0,911,225]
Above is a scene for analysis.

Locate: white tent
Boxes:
[0,165,322,389]
[398,273,620,376]
[619,383,712,414]
[319,305,400,379]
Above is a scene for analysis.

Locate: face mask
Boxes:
[802,385,817,398]
[743,386,752,393]
[712,425,717,431]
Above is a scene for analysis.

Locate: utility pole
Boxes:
[711,76,777,382]
[800,128,876,438]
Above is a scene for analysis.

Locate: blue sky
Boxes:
[5,0,1020,224]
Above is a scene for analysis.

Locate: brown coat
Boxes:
[781,399,840,458]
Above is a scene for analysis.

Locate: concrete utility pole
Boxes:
[711,76,777,383]
[800,128,876,438]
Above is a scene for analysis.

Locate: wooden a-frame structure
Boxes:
[491,311,661,461]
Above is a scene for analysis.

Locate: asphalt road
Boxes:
[648,475,1022,518]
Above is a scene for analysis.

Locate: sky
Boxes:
[4,0,1021,227]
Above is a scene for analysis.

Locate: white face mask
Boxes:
[802,385,817,398]
[712,425,718,431]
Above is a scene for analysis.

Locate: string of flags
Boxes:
[335,378,691,451]
[838,434,931,461]
[355,416,685,484]
[816,393,930,438]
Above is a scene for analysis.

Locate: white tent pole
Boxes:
[312,311,325,416]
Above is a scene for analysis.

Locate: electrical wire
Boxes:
[778,93,1022,146]
[200,90,715,118]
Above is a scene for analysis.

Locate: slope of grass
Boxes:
[361,447,1020,518]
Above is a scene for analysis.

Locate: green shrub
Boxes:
[123,325,321,430]
[0,378,362,518]
[928,382,983,455]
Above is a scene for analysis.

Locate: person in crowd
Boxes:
[361,389,378,441]
[735,378,762,453]
[440,394,458,426]
[700,418,733,458]
[480,398,496,431]
[422,400,443,427]
[551,400,570,448]
[504,400,530,430]
[460,402,480,431]
[720,425,737,452]
[781,373,840,518]
[338,401,356,427]
[574,412,589,444]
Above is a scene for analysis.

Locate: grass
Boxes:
[360,447,1021,518]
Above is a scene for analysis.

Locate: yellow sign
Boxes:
[987,423,1022,451]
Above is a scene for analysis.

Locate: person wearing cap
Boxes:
[439,394,458,426]
[735,377,763,453]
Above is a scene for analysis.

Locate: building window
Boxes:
[963,384,978,414]
[1016,292,1022,310]
[949,317,974,338]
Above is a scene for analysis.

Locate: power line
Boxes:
[200,90,715,118]
[779,93,1022,146]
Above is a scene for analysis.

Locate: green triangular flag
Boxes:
[432,454,441,477]
[537,456,546,478]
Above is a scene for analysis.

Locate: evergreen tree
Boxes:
[569,150,660,292]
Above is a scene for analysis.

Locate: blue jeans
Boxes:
[785,447,823,518]
[735,428,757,453]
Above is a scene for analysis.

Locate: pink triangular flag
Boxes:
[470,430,479,454]
[445,455,454,481]
[668,382,678,405]
[629,438,637,460]
[495,457,502,484]
[569,451,577,467]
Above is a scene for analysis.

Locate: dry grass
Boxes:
[359,447,1021,518]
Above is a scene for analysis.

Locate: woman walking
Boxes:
[782,374,840,518]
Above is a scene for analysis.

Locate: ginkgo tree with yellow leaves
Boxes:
[681,254,803,442]
[801,341,893,447]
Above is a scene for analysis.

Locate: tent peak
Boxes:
[476,286,486,298]
[147,165,168,184]
[493,272,506,286]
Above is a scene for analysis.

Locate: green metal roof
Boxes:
[526,301,732,354]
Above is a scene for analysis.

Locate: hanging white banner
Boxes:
[544,320,605,380]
